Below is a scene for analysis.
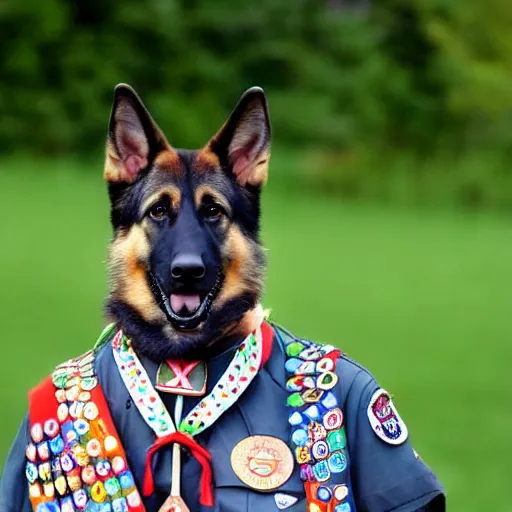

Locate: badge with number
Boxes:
[231,436,294,491]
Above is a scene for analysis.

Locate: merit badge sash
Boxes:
[283,335,357,512]
[26,342,145,512]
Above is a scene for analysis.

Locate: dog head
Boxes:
[104,84,271,361]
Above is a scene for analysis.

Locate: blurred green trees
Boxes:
[1,0,512,208]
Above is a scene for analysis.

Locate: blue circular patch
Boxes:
[35,502,60,512]
[285,358,303,373]
[105,477,121,496]
[291,428,309,447]
[321,391,338,409]
[86,503,105,512]
[25,462,38,484]
[119,471,135,489]
[74,418,90,436]
[49,435,65,455]
[112,497,129,511]
[61,497,77,511]
[328,451,347,474]
[60,453,75,473]
[312,440,329,460]
[297,361,316,374]
[304,405,321,421]
[313,460,330,482]
[96,459,112,477]
[72,488,87,507]
[317,485,333,502]
[288,411,304,426]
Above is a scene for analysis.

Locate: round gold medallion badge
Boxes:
[230,435,294,491]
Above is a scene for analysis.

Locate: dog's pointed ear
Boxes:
[208,87,271,187]
[104,84,169,184]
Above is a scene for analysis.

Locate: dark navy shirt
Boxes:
[0,325,445,511]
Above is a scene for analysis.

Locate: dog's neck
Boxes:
[108,299,264,363]
[204,305,265,357]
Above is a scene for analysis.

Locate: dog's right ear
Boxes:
[104,84,168,184]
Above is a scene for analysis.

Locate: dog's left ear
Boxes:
[208,87,271,187]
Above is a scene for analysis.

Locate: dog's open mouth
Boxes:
[148,271,223,331]
[170,294,202,316]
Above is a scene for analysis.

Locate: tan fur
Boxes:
[104,140,128,183]
[154,149,183,176]
[242,150,270,187]
[108,225,164,323]
[204,111,270,187]
[229,101,270,187]
[108,198,264,336]
[104,145,181,184]
[195,140,270,189]
[238,307,265,337]
[142,186,182,214]
[194,184,231,216]
[195,147,221,171]
[215,225,264,308]
[214,306,265,343]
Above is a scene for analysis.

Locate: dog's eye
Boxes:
[149,202,168,221]
[203,203,223,220]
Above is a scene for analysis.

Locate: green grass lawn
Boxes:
[1,158,511,511]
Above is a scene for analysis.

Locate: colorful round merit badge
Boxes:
[367,388,408,445]
[334,484,349,502]
[230,435,294,491]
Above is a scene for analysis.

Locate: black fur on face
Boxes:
[103,84,271,361]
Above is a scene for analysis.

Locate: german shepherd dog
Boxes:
[105,84,270,362]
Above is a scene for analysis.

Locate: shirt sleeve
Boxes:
[0,414,32,512]
[342,365,446,512]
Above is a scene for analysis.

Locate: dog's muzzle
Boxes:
[147,270,223,331]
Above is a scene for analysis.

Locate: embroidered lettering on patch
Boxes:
[367,389,408,445]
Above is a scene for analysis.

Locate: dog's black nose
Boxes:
[171,253,206,281]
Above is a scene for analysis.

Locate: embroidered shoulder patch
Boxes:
[367,389,408,445]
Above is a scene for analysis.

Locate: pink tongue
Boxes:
[170,294,201,315]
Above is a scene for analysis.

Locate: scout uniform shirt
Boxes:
[0,324,445,511]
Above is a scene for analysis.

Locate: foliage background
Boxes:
[0,1,511,511]
[2,0,512,208]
